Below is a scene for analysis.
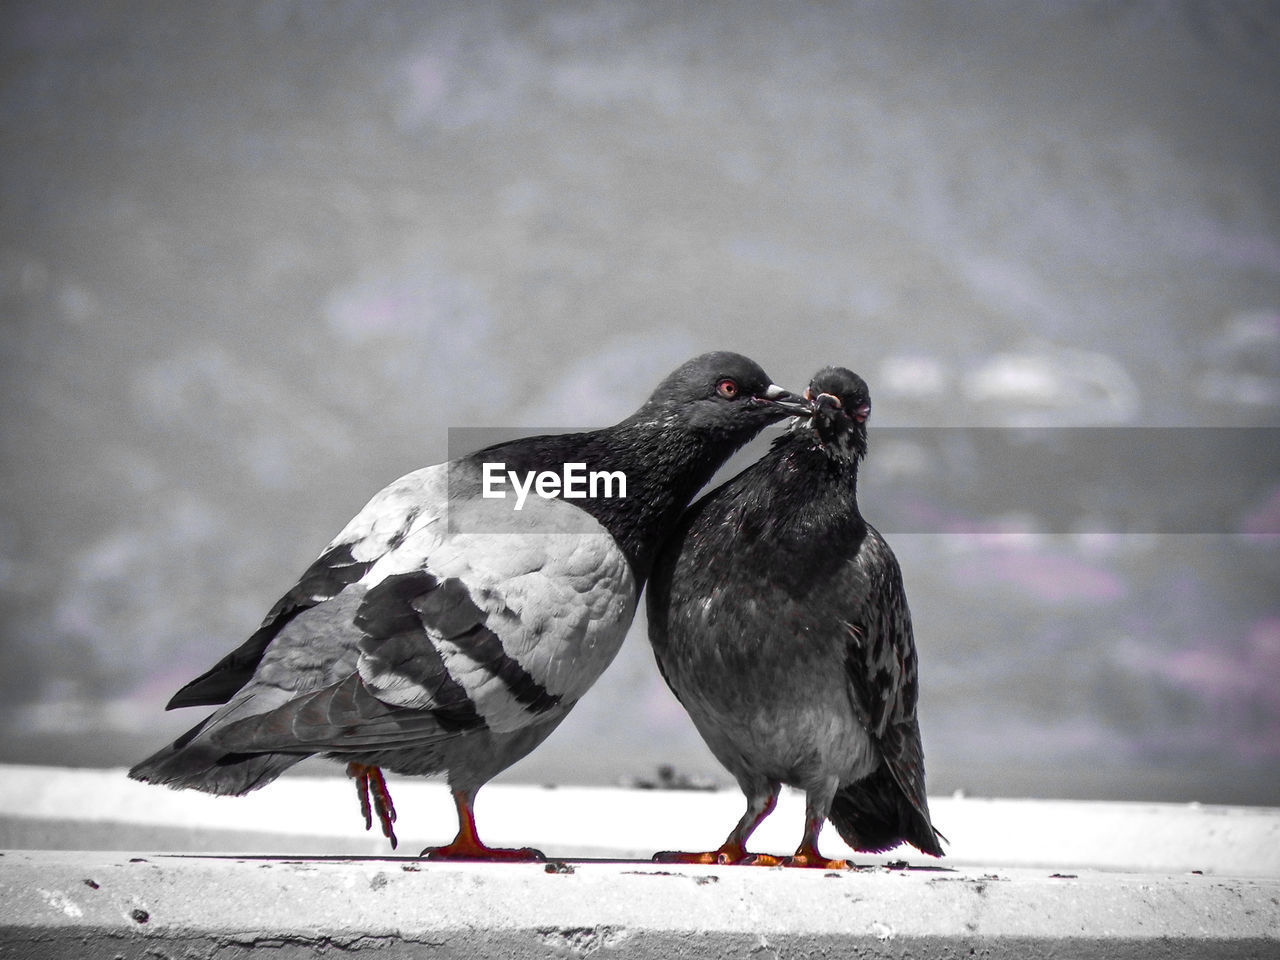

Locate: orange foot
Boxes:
[782,853,851,869]
[347,763,398,850]
[420,838,545,862]
[421,786,547,861]
[780,839,852,869]
[653,844,781,867]
[742,853,786,867]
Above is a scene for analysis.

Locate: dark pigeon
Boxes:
[130,351,807,860]
[647,366,944,868]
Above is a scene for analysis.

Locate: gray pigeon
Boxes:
[130,351,807,859]
[647,366,944,867]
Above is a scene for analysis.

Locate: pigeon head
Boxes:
[637,351,810,439]
[802,366,871,462]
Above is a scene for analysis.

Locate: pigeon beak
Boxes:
[754,384,813,416]
[814,392,842,411]
[813,392,870,422]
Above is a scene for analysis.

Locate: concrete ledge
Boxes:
[4,765,1280,875]
[3,765,1279,957]
[3,850,1278,959]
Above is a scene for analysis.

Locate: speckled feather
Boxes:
[648,367,943,858]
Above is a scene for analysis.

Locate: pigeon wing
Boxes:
[166,466,445,709]
[210,490,636,753]
[842,527,934,827]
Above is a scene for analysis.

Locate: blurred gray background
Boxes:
[2,0,1278,805]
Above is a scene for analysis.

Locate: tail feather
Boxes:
[828,764,945,857]
[128,716,307,797]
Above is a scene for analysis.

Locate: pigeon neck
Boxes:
[585,419,748,588]
[773,431,865,526]
[474,420,752,590]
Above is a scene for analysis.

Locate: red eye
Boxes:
[716,379,739,399]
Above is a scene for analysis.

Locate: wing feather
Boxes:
[166,465,447,709]
[842,527,933,826]
[199,490,636,753]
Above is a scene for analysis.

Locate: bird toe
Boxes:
[740,852,785,867]
[420,841,546,863]
[781,853,851,870]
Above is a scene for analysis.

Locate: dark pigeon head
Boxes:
[636,351,809,438]
[803,366,871,462]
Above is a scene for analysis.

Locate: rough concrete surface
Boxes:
[3,766,1279,958]
[3,765,1279,876]
[1,851,1278,960]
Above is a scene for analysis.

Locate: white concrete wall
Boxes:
[2,765,1278,957]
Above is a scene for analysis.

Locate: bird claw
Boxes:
[347,763,398,850]
[741,853,786,867]
[652,846,848,868]
[652,849,722,865]
[420,841,546,863]
[653,847,780,867]
[781,853,851,870]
